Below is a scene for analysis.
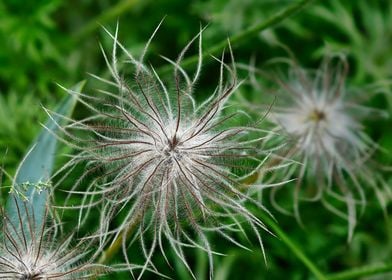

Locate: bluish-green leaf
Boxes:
[5,81,84,234]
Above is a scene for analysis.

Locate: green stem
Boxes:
[158,0,314,75]
[328,262,392,280]
[98,215,141,264]
[259,212,327,280]
[75,0,141,40]
[98,233,125,264]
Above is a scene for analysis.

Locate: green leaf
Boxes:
[5,81,84,234]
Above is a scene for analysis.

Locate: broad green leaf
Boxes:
[5,81,84,234]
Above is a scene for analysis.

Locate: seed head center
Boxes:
[162,136,183,160]
[308,109,326,122]
[20,271,40,280]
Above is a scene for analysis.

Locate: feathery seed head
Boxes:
[0,197,106,279]
[56,23,275,278]
[271,56,365,166]
[257,55,390,240]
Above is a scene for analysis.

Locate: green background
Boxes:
[1,0,392,279]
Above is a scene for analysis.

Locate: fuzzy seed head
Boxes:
[7,252,58,280]
[261,55,388,240]
[56,24,274,278]
[273,72,365,164]
[0,199,105,279]
[266,55,376,178]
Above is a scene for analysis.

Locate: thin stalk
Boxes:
[98,216,141,264]
[75,0,142,40]
[328,262,392,280]
[158,0,314,75]
[97,210,327,280]
[98,233,125,264]
[259,211,328,280]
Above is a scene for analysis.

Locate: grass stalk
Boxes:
[98,216,141,264]
[328,262,392,280]
[158,0,314,75]
[75,0,141,40]
[259,212,328,280]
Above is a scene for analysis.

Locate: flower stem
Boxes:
[98,211,328,280]
[328,262,392,280]
[98,216,141,264]
[158,0,314,75]
[98,233,124,264]
[259,211,328,280]
[75,0,141,40]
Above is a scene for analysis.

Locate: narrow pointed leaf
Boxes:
[5,81,84,235]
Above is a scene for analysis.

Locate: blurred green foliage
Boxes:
[0,92,44,175]
[0,0,64,96]
[1,0,392,279]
